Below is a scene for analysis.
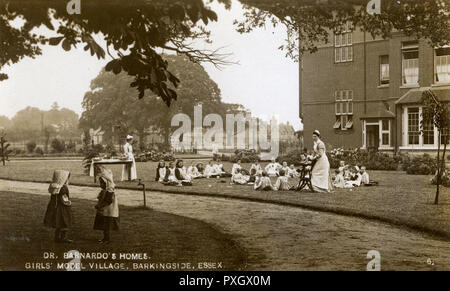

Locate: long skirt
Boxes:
[44,195,72,229]
[311,156,332,192]
[93,215,120,231]
[121,159,137,181]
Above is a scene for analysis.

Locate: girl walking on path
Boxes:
[44,170,73,243]
[94,166,119,244]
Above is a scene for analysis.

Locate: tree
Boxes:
[237,0,449,60]
[51,138,66,153]
[8,106,80,145]
[79,54,243,148]
[9,107,43,141]
[26,141,36,153]
[0,0,233,106]
[421,90,449,205]
[0,115,11,129]
[0,130,11,166]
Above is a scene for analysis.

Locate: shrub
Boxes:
[51,138,66,153]
[277,148,305,166]
[10,148,25,156]
[82,147,102,175]
[404,154,437,175]
[230,149,260,163]
[66,141,76,153]
[104,144,118,157]
[26,141,36,153]
[35,147,44,156]
[92,144,104,153]
[139,150,175,162]
[327,148,399,170]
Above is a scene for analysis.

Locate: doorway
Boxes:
[366,124,380,149]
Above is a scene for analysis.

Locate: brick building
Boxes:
[300,24,449,155]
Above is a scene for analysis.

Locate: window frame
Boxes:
[379,55,390,86]
[401,42,419,86]
[334,23,353,63]
[334,90,354,131]
[401,106,448,149]
[434,46,450,85]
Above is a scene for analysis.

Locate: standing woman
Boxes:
[94,166,119,243]
[311,130,333,192]
[44,170,73,243]
[121,135,137,181]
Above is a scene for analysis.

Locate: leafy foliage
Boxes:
[326,147,399,170]
[0,130,12,165]
[230,149,260,163]
[237,0,449,60]
[421,89,449,204]
[277,148,305,166]
[26,141,36,153]
[50,138,66,153]
[0,0,232,105]
[79,54,243,146]
[401,154,437,175]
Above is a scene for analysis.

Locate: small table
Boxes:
[296,162,314,192]
[89,159,133,183]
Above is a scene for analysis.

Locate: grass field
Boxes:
[0,159,449,239]
[0,190,247,271]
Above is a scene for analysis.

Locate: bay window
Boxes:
[403,106,449,148]
[407,107,420,145]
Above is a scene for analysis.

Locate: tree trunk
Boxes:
[1,137,4,166]
[138,128,146,152]
[434,131,441,205]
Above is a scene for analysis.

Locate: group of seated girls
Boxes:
[332,160,373,189]
[155,160,231,186]
[230,159,301,191]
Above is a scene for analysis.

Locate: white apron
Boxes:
[311,140,332,192]
[121,142,137,181]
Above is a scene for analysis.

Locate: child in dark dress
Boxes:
[93,166,119,244]
[44,170,73,243]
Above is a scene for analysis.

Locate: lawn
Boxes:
[0,159,449,239]
[0,190,247,271]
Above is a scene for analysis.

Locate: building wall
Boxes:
[300,30,439,150]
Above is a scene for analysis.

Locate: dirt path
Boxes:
[1,179,448,270]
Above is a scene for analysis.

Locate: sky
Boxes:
[0,0,302,130]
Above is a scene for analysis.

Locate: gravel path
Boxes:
[1,179,448,270]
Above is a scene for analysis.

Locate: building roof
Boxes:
[395,86,450,105]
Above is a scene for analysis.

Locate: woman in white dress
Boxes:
[310,130,333,192]
[121,135,137,181]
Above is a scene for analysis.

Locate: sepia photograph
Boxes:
[0,0,449,277]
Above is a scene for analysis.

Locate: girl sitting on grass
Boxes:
[231,168,250,185]
[333,168,345,189]
[250,162,263,176]
[155,160,166,182]
[204,160,220,178]
[344,166,362,188]
[273,169,292,191]
[93,166,119,244]
[187,162,203,179]
[175,160,193,186]
[44,170,73,243]
[254,171,274,191]
[161,162,180,186]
